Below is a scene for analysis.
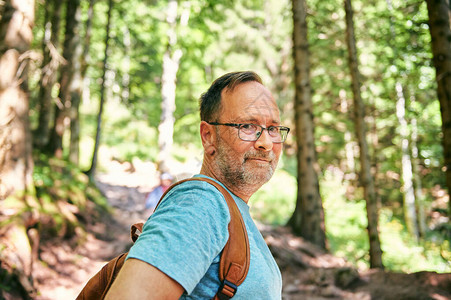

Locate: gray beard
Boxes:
[215,139,276,189]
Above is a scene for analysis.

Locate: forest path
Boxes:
[34,161,157,300]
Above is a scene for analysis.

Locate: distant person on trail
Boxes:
[144,172,174,212]
[105,71,290,299]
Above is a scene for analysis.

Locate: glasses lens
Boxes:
[238,124,259,141]
[278,128,288,142]
[268,126,288,143]
[237,124,289,143]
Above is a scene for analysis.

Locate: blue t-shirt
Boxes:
[127,175,282,299]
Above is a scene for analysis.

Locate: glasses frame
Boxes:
[208,122,290,143]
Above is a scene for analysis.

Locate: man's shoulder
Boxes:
[167,175,227,197]
[158,175,230,210]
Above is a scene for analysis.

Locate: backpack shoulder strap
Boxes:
[157,177,250,299]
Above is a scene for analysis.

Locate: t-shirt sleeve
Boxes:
[126,180,231,294]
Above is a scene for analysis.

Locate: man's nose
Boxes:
[254,129,273,151]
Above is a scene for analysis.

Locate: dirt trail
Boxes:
[34,166,156,300]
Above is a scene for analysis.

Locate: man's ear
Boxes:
[200,121,216,156]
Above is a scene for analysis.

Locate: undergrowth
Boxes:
[32,152,110,239]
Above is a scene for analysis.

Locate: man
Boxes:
[105,71,290,299]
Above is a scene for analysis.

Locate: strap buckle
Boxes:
[217,279,238,299]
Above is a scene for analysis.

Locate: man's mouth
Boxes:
[246,157,271,163]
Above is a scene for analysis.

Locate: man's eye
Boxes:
[268,126,279,134]
[241,124,254,130]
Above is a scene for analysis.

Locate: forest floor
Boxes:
[32,160,451,300]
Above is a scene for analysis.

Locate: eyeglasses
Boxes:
[208,122,290,143]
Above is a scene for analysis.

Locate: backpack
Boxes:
[76,177,250,300]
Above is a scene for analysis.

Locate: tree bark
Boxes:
[34,0,63,149]
[0,0,35,201]
[344,0,383,268]
[87,0,113,178]
[81,0,95,79]
[67,0,83,165]
[47,0,82,158]
[409,89,427,237]
[80,0,95,118]
[157,0,183,173]
[287,0,326,249]
[426,0,451,219]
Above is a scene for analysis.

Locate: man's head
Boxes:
[200,71,263,123]
[199,71,288,200]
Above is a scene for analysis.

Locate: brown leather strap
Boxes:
[156,177,250,298]
[131,223,144,242]
[202,179,250,292]
[99,253,128,299]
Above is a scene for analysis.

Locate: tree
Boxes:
[67,0,84,165]
[0,0,35,201]
[87,0,114,178]
[288,0,326,249]
[426,0,451,218]
[157,0,186,172]
[344,0,383,268]
[395,81,419,241]
[0,2,37,293]
[47,0,83,158]
[409,90,427,237]
[34,0,63,149]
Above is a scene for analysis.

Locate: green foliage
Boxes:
[321,170,450,272]
[322,170,371,270]
[380,209,451,272]
[250,168,297,225]
[102,100,160,161]
[31,153,109,238]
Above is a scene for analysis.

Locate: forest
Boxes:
[0,0,450,298]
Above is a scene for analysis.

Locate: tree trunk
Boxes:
[121,26,131,102]
[395,82,419,241]
[67,0,83,165]
[73,0,95,165]
[47,0,82,158]
[426,0,451,219]
[69,72,82,165]
[34,0,63,149]
[81,0,95,79]
[339,90,357,181]
[344,0,383,268]
[157,0,183,173]
[0,0,35,201]
[86,0,113,179]
[409,89,427,237]
[80,0,95,114]
[287,0,326,249]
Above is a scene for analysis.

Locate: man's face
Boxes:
[213,81,283,187]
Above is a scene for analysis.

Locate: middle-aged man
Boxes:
[105,71,290,299]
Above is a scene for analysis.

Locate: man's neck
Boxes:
[200,163,261,203]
